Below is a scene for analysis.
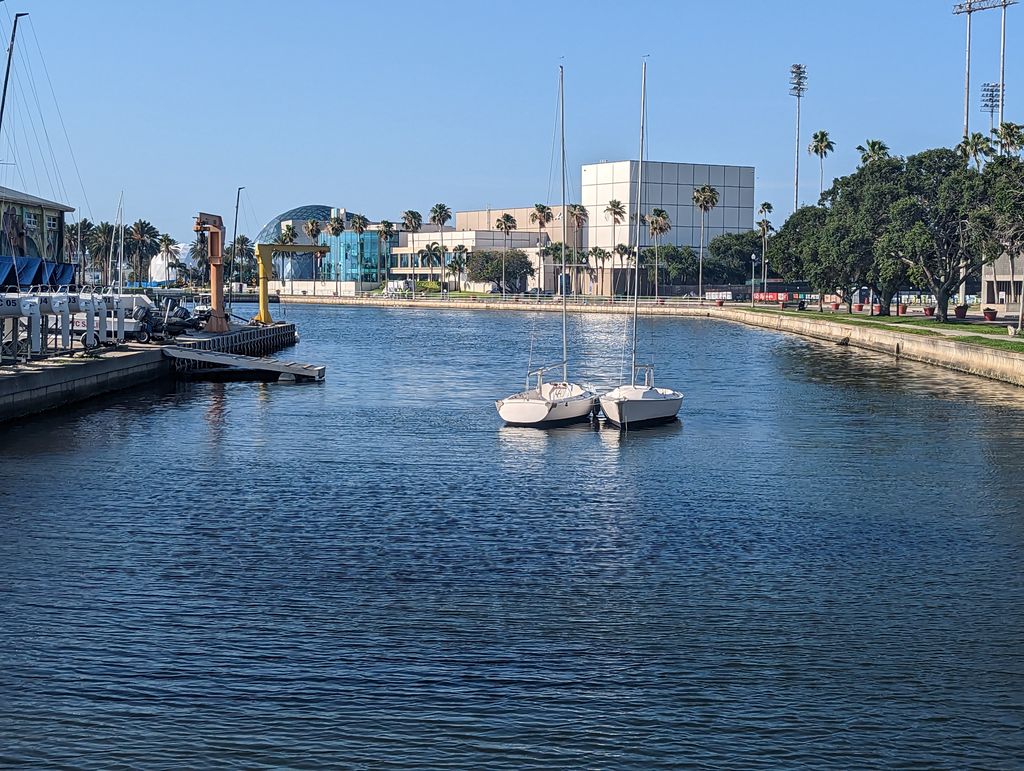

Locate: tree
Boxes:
[882,149,998,321]
[707,230,763,285]
[494,212,517,298]
[401,209,422,288]
[530,203,553,296]
[303,218,323,280]
[429,203,452,293]
[349,214,369,280]
[692,184,719,302]
[126,219,160,284]
[808,130,835,197]
[986,155,1024,328]
[768,205,848,307]
[189,232,210,286]
[467,248,534,289]
[614,243,632,295]
[993,121,1024,156]
[420,240,443,284]
[856,139,890,165]
[588,246,610,294]
[226,234,255,285]
[647,207,671,298]
[756,202,774,292]
[957,132,993,170]
[377,219,394,286]
[450,244,468,291]
[567,203,588,292]
[64,218,93,263]
[604,199,626,293]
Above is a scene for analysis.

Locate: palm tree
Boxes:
[614,243,631,297]
[566,204,589,293]
[604,199,626,294]
[588,247,609,295]
[992,121,1023,156]
[450,244,468,291]
[401,209,422,289]
[277,223,297,290]
[420,241,443,285]
[88,222,116,283]
[647,207,671,299]
[808,130,835,196]
[530,203,553,299]
[429,203,452,295]
[956,131,993,170]
[303,218,322,281]
[189,232,210,286]
[127,219,160,285]
[692,184,719,304]
[757,202,773,293]
[154,232,179,283]
[377,219,395,286]
[495,212,517,298]
[324,215,345,284]
[64,218,93,263]
[227,234,255,284]
[349,214,369,282]
[855,139,890,165]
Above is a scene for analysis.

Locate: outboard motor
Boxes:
[1,293,42,357]
[93,294,108,343]
[37,291,71,351]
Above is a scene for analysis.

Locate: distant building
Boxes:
[0,185,75,288]
[980,255,1022,311]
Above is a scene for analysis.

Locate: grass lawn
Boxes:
[949,335,1024,354]
[743,307,942,336]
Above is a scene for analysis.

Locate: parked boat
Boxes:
[599,61,682,429]
[496,65,596,427]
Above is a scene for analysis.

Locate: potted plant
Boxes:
[954,305,969,319]
[853,303,864,312]
[983,307,998,321]
[830,302,840,311]
[923,306,935,317]
[898,303,908,315]
[873,304,881,314]
[715,299,724,307]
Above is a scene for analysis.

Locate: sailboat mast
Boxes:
[630,60,646,387]
[560,64,568,382]
[0,13,27,144]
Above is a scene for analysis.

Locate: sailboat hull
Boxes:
[599,385,682,428]
[496,383,597,427]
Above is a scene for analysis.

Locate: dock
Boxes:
[162,346,325,381]
[0,322,307,424]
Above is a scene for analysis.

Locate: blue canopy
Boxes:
[0,255,76,289]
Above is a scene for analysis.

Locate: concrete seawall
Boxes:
[281,295,1024,388]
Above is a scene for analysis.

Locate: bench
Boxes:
[779,300,806,311]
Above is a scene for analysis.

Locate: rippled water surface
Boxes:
[2,303,1023,769]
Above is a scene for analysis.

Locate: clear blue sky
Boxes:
[0,0,1017,242]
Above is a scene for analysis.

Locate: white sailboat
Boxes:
[599,61,682,429]
[496,65,597,427]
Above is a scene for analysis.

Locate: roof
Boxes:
[0,185,74,213]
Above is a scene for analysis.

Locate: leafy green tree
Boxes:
[707,230,763,284]
[467,248,534,289]
[808,130,835,197]
[692,184,719,302]
[986,155,1024,328]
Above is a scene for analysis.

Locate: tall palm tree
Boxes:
[567,203,588,293]
[189,232,210,286]
[855,139,890,165]
[648,207,671,299]
[993,121,1024,156]
[956,131,993,170]
[757,202,773,292]
[495,212,517,298]
[349,214,369,282]
[324,215,345,283]
[227,234,255,284]
[429,203,452,294]
[155,232,178,283]
[401,209,422,289]
[88,222,116,283]
[530,203,553,299]
[692,184,719,304]
[377,219,395,286]
[303,218,322,280]
[127,219,160,285]
[614,243,631,297]
[277,223,297,290]
[450,244,468,292]
[64,218,93,263]
[604,199,626,294]
[808,130,835,196]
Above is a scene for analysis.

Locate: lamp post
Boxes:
[751,253,757,307]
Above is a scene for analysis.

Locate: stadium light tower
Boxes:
[789,64,807,213]
[954,1,1017,142]
[982,82,1001,133]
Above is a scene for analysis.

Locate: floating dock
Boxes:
[0,322,307,424]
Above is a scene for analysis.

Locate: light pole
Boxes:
[750,253,757,308]
[789,64,807,212]
[982,82,1001,135]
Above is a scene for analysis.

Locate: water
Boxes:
[2,303,1022,769]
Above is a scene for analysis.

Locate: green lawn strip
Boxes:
[740,308,941,336]
[948,335,1024,354]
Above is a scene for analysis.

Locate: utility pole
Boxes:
[789,64,807,213]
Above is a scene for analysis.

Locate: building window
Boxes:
[24,211,38,230]
[46,215,58,231]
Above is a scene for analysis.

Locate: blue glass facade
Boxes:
[317,232,386,282]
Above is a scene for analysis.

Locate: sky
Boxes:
[0,0,1018,242]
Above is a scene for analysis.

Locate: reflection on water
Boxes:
[0,303,1022,768]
